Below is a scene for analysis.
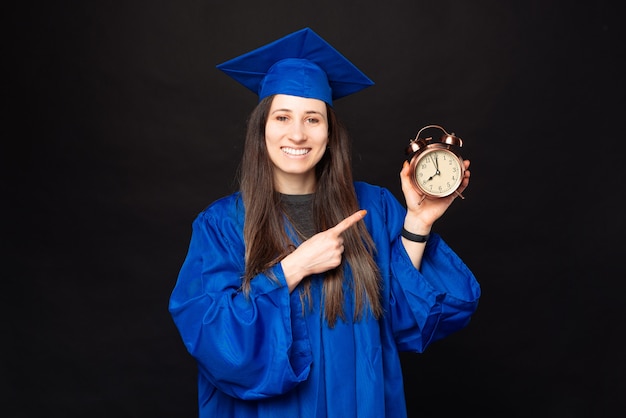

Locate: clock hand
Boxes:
[424,156,436,182]
[425,155,439,182]
[433,154,441,176]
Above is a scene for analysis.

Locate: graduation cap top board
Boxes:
[216,27,374,106]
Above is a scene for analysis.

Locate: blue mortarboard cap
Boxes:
[216,28,374,105]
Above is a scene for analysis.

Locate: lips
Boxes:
[281,147,311,156]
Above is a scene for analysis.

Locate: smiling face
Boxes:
[265,94,329,194]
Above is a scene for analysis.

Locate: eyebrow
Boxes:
[270,108,325,116]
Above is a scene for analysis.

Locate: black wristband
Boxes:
[401,227,430,243]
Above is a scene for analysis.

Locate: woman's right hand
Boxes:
[280,210,367,292]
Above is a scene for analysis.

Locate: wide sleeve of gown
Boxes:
[360,183,481,353]
[168,197,312,400]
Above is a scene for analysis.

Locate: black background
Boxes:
[6,0,625,417]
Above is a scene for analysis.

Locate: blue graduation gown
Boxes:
[169,182,481,417]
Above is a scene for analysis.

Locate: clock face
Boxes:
[412,148,463,197]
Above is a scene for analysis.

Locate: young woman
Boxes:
[169,28,480,418]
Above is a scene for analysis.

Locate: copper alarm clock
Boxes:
[405,124,465,203]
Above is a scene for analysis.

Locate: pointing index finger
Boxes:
[331,210,367,235]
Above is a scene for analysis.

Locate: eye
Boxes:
[275,115,289,122]
[305,116,320,124]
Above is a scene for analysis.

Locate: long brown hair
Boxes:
[238,95,382,327]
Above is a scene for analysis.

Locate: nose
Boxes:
[288,122,307,142]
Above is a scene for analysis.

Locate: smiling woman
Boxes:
[265,94,329,194]
[168,27,480,418]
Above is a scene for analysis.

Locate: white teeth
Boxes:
[282,147,310,156]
